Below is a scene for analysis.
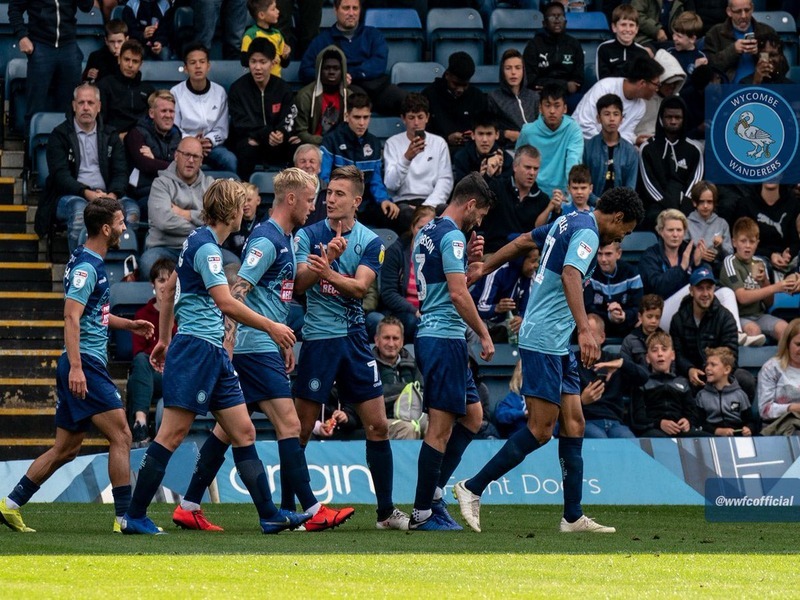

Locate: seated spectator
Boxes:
[294,143,327,226]
[583,93,639,199]
[638,96,702,229]
[82,18,127,83]
[740,33,794,84]
[634,49,687,143]
[423,51,488,154]
[738,183,800,276]
[319,93,399,230]
[228,38,296,178]
[686,181,733,274]
[125,90,182,212]
[97,40,156,137]
[574,56,664,145]
[721,217,795,343]
[241,0,290,75]
[193,0,249,60]
[631,331,707,437]
[621,293,665,368]
[126,258,177,447]
[695,346,754,436]
[757,318,800,430]
[483,145,549,254]
[667,11,708,79]
[585,241,643,339]
[523,2,583,107]
[222,182,267,259]
[294,45,350,146]
[120,0,173,60]
[516,83,583,198]
[579,314,648,439]
[383,93,453,232]
[138,137,217,278]
[596,4,652,80]
[489,49,539,148]
[312,398,362,440]
[452,112,512,183]
[44,84,138,252]
[631,0,687,48]
[494,361,527,438]
[171,42,239,174]
[560,165,595,216]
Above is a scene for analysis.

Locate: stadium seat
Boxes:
[768,292,800,321]
[620,231,657,266]
[369,116,404,146]
[109,282,155,362]
[208,60,248,93]
[489,8,544,62]
[391,61,445,92]
[471,342,519,416]
[202,170,241,181]
[739,345,777,377]
[427,8,487,66]
[5,57,27,138]
[471,64,501,94]
[75,8,105,59]
[0,6,24,75]
[250,170,278,204]
[789,66,800,82]
[140,60,186,89]
[25,112,63,201]
[172,6,196,56]
[321,6,336,28]
[106,229,140,263]
[583,60,598,88]
[565,11,612,42]
[753,11,798,65]
[371,227,398,248]
[280,61,303,92]
[364,8,425,72]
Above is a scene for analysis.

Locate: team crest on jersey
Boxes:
[72,269,89,289]
[363,144,373,157]
[452,240,464,260]
[246,248,263,267]
[207,255,222,274]
[577,241,593,260]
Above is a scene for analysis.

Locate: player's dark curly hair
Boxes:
[595,187,645,225]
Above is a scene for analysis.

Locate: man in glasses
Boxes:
[705,0,776,83]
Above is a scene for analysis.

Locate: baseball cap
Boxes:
[690,266,715,286]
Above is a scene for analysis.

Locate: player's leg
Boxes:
[91,408,133,530]
[410,407,457,530]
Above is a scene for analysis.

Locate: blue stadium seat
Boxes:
[739,345,778,377]
[280,61,303,92]
[427,8,487,66]
[364,8,425,72]
[390,61,445,92]
[769,292,800,321]
[26,112,63,201]
[471,64,501,94]
[0,5,24,75]
[321,6,336,28]
[106,229,140,263]
[250,170,278,204]
[202,170,241,181]
[208,60,248,92]
[789,65,800,82]
[109,282,155,362]
[620,231,657,266]
[565,11,612,41]
[5,58,27,138]
[140,60,186,89]
[489,8,544,62]
[754,11,798,65]
[583,60,598,88]
[75,8,105,59]
[371,227,398,248]
[369,116,404,146]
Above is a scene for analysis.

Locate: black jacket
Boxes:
[36,116,129,236]
[452,140,512,183]
[422,77,487,146]
[9,0,94,46]
[379,234,417,318]
[632,370,698,433]
[97,70,156,134]
[579,349,649,423]
[668,294,739,377]
[228,73,295,148]
[483,173,549,253]
[738,186,800,259]
[124,115,182,197]
[523,30,584,90]
[639,239,695,299]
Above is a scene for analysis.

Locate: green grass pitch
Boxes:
[0,504,795,598]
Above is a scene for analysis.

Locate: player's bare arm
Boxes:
[306,244,375,299]
[210,283,295,350]
[64,299,87,399]
[223,277,254,350]
[467,232,537,285]
[446,272,494,361]
[563,265,598,367]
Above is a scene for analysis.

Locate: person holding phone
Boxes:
[739,32,793,84]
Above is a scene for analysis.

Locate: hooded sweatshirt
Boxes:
[97,69,156,134]
[523,29,584,90]
[695,377,752,433]
[294,45,350,146]
[516,114,583,197]
[488,59,539,145]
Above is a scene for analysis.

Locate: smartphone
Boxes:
[595,368,609,381]
[759,52,770,62]
[744,32,755,40]
[414,129,426,139]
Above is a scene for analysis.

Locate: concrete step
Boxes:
[0,232,39,260]
[0,176,16,204]
[0,319,63,342]
[0,349,61,378]
[0,261,53,291]
[0,378,56,405]
[0,204,27,233]
[0,291,63,319]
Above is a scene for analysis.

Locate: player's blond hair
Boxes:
[274,167,318,204]
[203,179,245,226]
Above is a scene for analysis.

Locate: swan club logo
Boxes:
[706,85,799,184]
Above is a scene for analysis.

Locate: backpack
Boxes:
[394,381,424,423]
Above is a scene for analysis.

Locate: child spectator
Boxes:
[621,293,665,368]
[560,164,594,216]
[667,11,708,78]
[488,49,539,148]
[585,240,644,339]
[631,331,706,437]
[241,0,290,76]
[596,5,651,80]
[97,39,156,136]
[83,19,128,83]
[120,0,172,60]
[222,182,265,259]
[720,217,794,343]
[695,346,753,436]
[686,181,732,273]
[452,112,512,183]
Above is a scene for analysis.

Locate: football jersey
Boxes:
[235,218,295,354]
[295,219,384,341]
[519,211,600,354]
[63,246,110,364]
[413,216,467,338]
[174,227,229,347]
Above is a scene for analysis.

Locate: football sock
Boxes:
[8,475,39,508]
[128,442,173,518]
[111,485,132,518]
[414,442,444,512]
[233,444,277,520]
[433,487,443,502]
[467,427,540,496]
[559,436,584,523]
[412,508,432,523]
[278,437,316,511]
[437,422,475,490]
[366,439,395,520]
[184,432,229,505]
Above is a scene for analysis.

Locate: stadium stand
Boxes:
[109,282,153,362]
[390,61,445,92]
[364,8,425,71]
[426,8,487,67]
[754,11,798,65]
[489,8,544,62]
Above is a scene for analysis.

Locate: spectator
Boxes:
[83,19,128,83]
[720,217,795,343]
[631,331,707,437]
[222,182,267,259]
[667,11,708,79]
[294,45,350,146]
[171,42,239,174]
[585,241,644,339]
[299,0,405,115]
[383,93,453,232]
[376,206,435,343]
[120,0,172,60]
[125,90,182,212]
[638,96,703,229]
[41,84,138,252]
[294,144,327,225]
[704,0,775,83]
[757,318,800,428]
[138,137,216,278]
[523,2,584,107]
[126,258,177,447]
[228,38,296,179]
[452,112,512,183]
[494,362,527,438]
[423,51,488,154]
[695,346,754,436]
[621,293,665,368]
[695,0,729,36]
[633,49,687,143]
[631,0,689,48]
[97,40,156,137]
[319,93,399,230]
[241,0,290,75]
[740,32,794,85]
[560,165,595,216]
[738,183,800,275]
[573,56,664,145]
[489,49,539,148]
[686,181,733,273]
[596,4,652,80]
[483,145,549,254]
[275,0,323,57]
[193,0,248,60]
[579,314,648,439]
[583,93,639,199]
[9,0,93,132]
